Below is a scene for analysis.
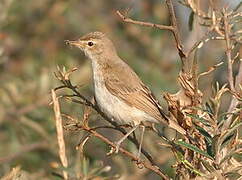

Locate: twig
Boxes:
[235,62,242,91]
[223,9,235,92]
[165,0,186,67]
[186,30,213,58]
[221,9,241,131]
[116,10,174,31]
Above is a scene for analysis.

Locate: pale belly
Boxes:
[91,60,158,126]
[94,81,158,126]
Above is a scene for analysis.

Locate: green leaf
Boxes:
[82,156,90,176]
[217,122,242,151]
[187,113,210,126]
[188,11,194,31]
[175,151,205,176]
[201,160,216,172]
[205,102,214,116]
[175,140,214,160]
[221,133,235,149]
[195,126,212,142]
[195,125,215,157]
[205,138,215,158]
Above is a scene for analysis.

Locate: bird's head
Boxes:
[66,32,116,60]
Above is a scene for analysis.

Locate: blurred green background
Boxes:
[0,0,240,179]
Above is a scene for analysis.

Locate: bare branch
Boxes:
[165,0,186,65]
[223,9,235,92]
[116,10,174,31]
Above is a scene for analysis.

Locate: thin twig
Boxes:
[165,0,186,68]
[223,9,235,92]
[116,10,174,31]
[186,30,213,57]
[221,9,240,131]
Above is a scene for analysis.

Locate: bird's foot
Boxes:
[106,141,122,156]
[107,146,115,156]
[114,141,122,154]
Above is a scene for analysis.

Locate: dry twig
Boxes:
[51,89,68,180]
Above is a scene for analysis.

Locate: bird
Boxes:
[66,31,186,158]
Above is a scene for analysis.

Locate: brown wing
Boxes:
[103,60,169,125]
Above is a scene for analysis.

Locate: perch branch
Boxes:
[74,123,169,180]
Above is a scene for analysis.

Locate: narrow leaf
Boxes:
[187,114,210,126]
[205,102,214,116]
[195,125,212,142]
[195,125,215,157]
[175,140,213,159]
[201,160,216,172]
[188,11,194,31]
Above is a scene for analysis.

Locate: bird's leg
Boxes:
[115,125,139,153]
[137,125,145,160]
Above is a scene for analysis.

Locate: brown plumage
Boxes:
[67,32,186,155]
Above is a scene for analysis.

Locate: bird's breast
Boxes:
[91,61,158,126]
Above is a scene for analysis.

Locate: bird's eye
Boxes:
[88,41,94,46]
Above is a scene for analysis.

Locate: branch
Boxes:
[221,9,241,131]
[165,0,186,66]
[223,9,235,92]
[116,10,174,31]
[77,123,170,180]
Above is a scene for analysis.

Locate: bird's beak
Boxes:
[65,40,84,49]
